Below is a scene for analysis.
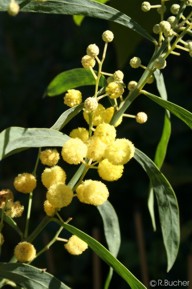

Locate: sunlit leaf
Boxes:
[144,91,192,129]
[0,263,71,289]
[0,127,69,160]
[45,68,106,97]
[134,148,180,272]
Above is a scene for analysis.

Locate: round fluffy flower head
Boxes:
[94,123,116,144]
[39,148,60,167]
[84,97,98,113]
[154,57,167,69]
[105,82,124,99]
[69,127,89,142]
[61,138,87,165]
[128,81,138,91]
[81,55,96,68]
[65,235,88,255]
[76,180,109,206]
[0,233,4,246]
[102,30,114,42]
[87,136,107,161]
[41,165,66,189]
[64,89,82,107]
[46,182,73,208]
[141,1,151,12]
[44,200,57,216]
[98,159,124,181]
[113,70,124,82]
[136,112,148,124]
[14,173,37,194]
[105,138,135,165]
[7,0,20,16]
[86,44,99,57]
[130,57,141,68]
[14,242,36,263]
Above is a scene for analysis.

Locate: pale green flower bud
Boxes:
[170,4,180,15]
[86,44,99,57]
[130,57,141,68]
[141,1,151,12]
[102,30,114,42]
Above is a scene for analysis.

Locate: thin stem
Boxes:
[35,226,63,260]
[24,148,41,239]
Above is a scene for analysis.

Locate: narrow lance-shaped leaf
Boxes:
[62,222,146,289]
[134,148,180,272]
[13,0,157,44]
[97,201,121,289]
[143,90,192,129]
[0,127,69,160]
[148,70,172,231]
[45,68,106,97]
[0,263,71,289]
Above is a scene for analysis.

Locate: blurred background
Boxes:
[0,0,192,288]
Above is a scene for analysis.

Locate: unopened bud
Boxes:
[102,30,114,43]
[84,97,98,113]
[7,0,20,16]
[86,44,99,57]
[136,112,148,124]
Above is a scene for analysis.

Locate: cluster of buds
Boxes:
[141,1,192,57]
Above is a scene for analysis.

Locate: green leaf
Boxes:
[51,104,83,130]
[72,0,110,25]
[62,222,146,289]
[134,148,180,272]
[0,127,69,160]
[73,15,84,26]
[148,71,171,231]
[144,91,192,129]
[45,68,106,97]
[0,262,71,289]
[16,0,156,44]
[97,201,121,289]
[97,201,120,257]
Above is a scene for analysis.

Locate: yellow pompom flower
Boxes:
[44,200,57,216]
[69,127,89,142]
[64,235,88,255]
[105,138,135,165]
[98,159,124,181]
[46,182,73,209]
[94,123,116,144]
[39,149,60,167]
[41,165,67,189]
[105,82,124,99]
[76,179,109,206]
[64,89,82,107]
[86,136,107,161]
[14,241,36,263]
[61,138,87,165]
[14,173,37,194]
